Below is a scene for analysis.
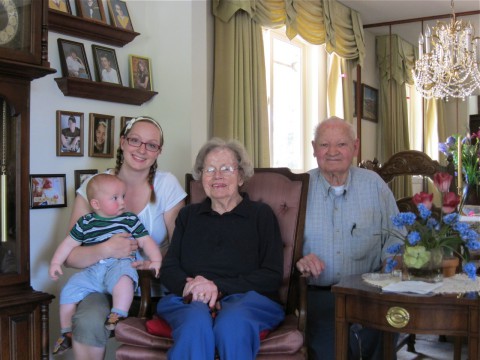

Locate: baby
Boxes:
[49,174,161,355]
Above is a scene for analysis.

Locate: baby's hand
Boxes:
[149,261,161,278]
[49,263,63,281]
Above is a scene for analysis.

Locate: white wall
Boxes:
[29,1,213,358]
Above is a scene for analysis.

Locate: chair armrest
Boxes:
[137,269,155,318]
[295,269,307,333]
[292,267,307,335]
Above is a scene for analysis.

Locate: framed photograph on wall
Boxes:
[129,55,153,91]
[58,38,92,80]
[74,169,98,191]
[49,0,71,13]
[107,0,134,31]
[92,45,122,85]
[30,174,67,209]
[75,0,106,22]
[120,116,134,133]
[362,84,378,122]
[89,113,115,158]
[56,110,84,156]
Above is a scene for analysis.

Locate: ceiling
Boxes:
[339,0,480,44]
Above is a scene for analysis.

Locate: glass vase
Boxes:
[461,183,480,215]
[403,247,444,283]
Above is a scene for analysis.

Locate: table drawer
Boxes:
[344,295,473,335]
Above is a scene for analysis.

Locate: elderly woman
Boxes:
[158,138,285,360]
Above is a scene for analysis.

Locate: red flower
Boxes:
[442,192,460,214]
[434,172,453,193]
[412,192,433,210]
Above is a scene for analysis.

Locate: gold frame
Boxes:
[129,55,153,91]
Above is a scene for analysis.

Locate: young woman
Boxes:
[64,117,186,360]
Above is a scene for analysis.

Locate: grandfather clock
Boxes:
[0,0,56,359]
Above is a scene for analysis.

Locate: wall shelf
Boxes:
[54,77,158,105]
[48,10,140,47]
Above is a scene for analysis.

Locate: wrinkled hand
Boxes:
[49,263,63,281]
[182,275,219,308]
[105,233,138,259]
[296,253,325,278]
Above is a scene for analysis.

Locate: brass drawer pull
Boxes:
[386,307,410,328]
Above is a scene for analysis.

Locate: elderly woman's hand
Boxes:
[296,253,325,278]
[183,275,219,308]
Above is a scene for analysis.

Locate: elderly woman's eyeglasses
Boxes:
[125,137,161,152]
[202,165,238,176]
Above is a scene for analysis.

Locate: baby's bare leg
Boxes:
[60,303,77,331]
[112,275,134,313]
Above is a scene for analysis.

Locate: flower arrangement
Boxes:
[385,172,480,280]
[439,132,480,186]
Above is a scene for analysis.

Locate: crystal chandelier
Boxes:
[412,0,480,100]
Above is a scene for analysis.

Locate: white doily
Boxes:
[362,273,480,294]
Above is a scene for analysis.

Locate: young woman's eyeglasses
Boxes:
[202,165,238,176]
[125,137,161,152]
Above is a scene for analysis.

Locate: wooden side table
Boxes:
[332,274,479,360]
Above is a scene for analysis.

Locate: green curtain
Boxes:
[212,0,365,166]
[376,34,415,198]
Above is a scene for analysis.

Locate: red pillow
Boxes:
[146,315,172,338]
[146,315,271,340]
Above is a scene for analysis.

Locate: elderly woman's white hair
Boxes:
[192,138,254,185]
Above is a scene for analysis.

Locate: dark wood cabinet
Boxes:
[0,1,55,359]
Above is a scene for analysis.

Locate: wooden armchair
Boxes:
[115,167,309,359]
[359,150,456,215]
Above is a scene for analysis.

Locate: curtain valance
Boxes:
[376,34,415,86]
[212,0,365,66]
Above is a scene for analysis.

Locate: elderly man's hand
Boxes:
[296,253,325,277]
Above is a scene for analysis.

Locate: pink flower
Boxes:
[412,192,433,210]
[442,192,460,214]
[434,172,453,193]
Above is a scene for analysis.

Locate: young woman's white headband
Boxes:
[123,116,162,135]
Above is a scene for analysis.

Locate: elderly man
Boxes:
[296,116,402,360]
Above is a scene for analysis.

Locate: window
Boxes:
[263,28,328,172]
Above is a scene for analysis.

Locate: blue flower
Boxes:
[385,257,398,273]
[426,217,439,229]
[386,243,402,254]
[467,239,480,251]
[391,212,416,228]
[417,204,431,220]
[463,262,477,280]
[443,213,458,225]
[407,231,421,246]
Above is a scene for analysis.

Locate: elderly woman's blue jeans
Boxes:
[157,291,284,360]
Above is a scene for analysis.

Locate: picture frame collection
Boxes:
[45,112,135,210]
[57,39,152,90]
[49,0,133,31]
[54,1,153,90]
[56,111,133,159]
[41,2,147,210]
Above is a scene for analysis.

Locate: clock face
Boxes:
[0,0,18,45]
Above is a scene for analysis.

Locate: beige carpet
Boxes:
[397,334,467,360]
